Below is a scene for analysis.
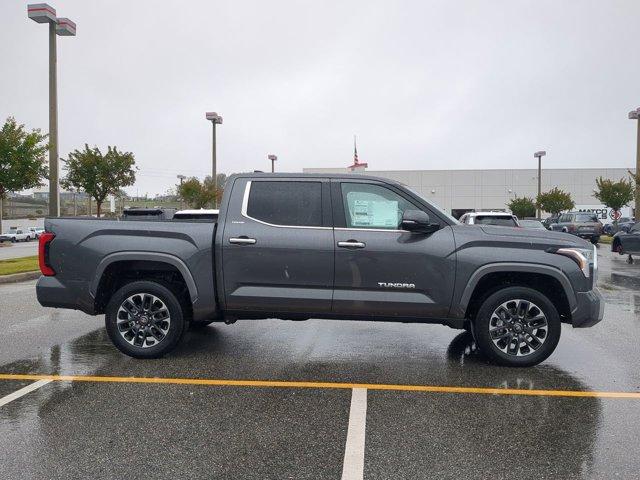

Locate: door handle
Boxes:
[337,240,366,249]
[229,237,257,245]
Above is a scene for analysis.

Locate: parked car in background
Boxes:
[0,228,32,243]
[542,214,560,230]
[173,209,219,221]
[519,219,547,230]
[612,222,640,264]
[459,211,519,227]
[603,217,635,235]
[28,227,45,239]
[550,212,602,244]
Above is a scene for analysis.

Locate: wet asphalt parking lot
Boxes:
[1,248,639,479]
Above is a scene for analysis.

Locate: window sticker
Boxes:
[350,199,399,228]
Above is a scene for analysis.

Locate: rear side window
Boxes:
[474,216,517,227]
[246,181,322,227]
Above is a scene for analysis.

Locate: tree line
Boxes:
[0,115,638,233]
[0,116,227,233]
[508,177,635,222]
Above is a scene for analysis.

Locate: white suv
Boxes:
[459,211,520,227]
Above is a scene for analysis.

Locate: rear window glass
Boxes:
[246,181,322,227]
[575,214,598,222]
[475,216,517,227]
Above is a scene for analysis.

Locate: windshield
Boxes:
[520,220,545,229]
[405,186,459,224]
[575,213,598,222]
[475,215,518,227]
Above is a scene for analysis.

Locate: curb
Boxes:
[0,271,40,284]
[610,272,640,289]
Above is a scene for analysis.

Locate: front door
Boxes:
[331,180,456,319]
[221,177,334,315]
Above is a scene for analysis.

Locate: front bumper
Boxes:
[571,288,604,328]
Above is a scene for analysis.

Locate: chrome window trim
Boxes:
[334,227,410,233]
[240,180,332,230]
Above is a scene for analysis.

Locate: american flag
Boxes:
[353,135,359,165]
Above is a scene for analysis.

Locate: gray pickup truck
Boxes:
[36,173,603,367]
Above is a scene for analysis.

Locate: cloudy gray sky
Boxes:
[1,0,639,196]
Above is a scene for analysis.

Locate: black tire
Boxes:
[11,238,16,243]
[105,280,187,359]
[473,286,561,367]
[590,236,599,245]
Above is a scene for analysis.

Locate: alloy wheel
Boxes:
[488,299,548,357]
[116,293,171,348]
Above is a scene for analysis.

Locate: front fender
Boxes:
[458,262,577,314]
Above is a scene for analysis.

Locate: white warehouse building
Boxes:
[302,166,636,219]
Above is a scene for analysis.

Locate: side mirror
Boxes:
[401,210,440,234]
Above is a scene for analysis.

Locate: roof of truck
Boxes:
[233,172,405,184]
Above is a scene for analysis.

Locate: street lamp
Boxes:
[534,150,546,218]
[177,174,186,209]
[28,4,76,218]
[205,112,223,206]
[629,107,640,217]
[267,154,277,173]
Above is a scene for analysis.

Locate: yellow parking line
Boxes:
[0,373,639,399]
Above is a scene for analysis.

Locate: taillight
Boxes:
[39,232,55,276]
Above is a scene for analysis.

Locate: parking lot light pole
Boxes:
[268,154,277,173]
[177,174,186,209]
[534,151,546,218]
[28,4,76,218]
[205,112,223,206]
[629,108,640,218]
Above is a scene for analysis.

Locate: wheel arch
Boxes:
[91,252,198,314]
[460,263,576,323]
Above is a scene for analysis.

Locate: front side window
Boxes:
[246,181,322,227]
[341,183,416,229]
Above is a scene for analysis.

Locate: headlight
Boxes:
[554,246,596,278]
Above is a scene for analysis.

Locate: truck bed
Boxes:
[38,217,218,321]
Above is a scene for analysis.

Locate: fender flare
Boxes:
[459,262,577,313]
[90,251,199,303]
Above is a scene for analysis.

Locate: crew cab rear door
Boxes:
[221,177,334,314]
[331,179,456,319]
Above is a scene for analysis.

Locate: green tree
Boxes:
[593,177,634,223]
[0,117,48,233]
[536,187,575,216]
[62,144,137,217]
[177,173,226,209]
[507,196,536,219]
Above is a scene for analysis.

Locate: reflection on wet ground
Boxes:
[0,250,639,479]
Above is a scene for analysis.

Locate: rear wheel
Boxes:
[105,280,187,358]
[473,286,561,367]
[590,236,599,245]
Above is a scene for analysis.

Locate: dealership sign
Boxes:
[572,205,633,224]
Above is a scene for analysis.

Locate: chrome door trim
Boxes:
[240,180,332,230]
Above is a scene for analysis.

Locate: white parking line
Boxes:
[0,379,52,407]
[341,388,368,480]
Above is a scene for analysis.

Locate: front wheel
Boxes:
[473,286,561,367]
[105,280,187,358]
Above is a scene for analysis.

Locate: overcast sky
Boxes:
[1,0,639,196]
